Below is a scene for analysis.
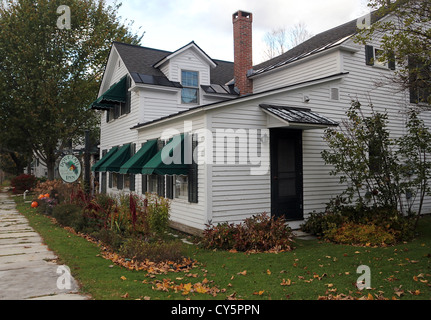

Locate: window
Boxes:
[365,45,395,70]
[123,174,130,189]
[148,175,158,193]
[106,76,132,122]
[409,56,430,104]
[175,175,189,200]
[181,70,199,104]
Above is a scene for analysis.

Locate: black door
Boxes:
[270,128,303,220]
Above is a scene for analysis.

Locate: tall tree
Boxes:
[355,0,431,103]
[0,0,143,179]
[263,22,313,60]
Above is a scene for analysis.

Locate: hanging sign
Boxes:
[59,155,82,183]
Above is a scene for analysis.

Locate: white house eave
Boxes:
[132,72,349,131]
[131,83,181,93]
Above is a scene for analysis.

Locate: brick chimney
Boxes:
[232,10,253,96]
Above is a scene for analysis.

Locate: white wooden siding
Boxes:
[253,50,341,93]
[134,113,208,231]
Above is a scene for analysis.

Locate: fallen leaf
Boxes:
[120,276,127,281]
[280,279,292,286]
[238,270,247,276]
[253,290,265,296]
[266,269,271,275]
[121,292,129,298]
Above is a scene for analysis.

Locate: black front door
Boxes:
[270,128,303,220]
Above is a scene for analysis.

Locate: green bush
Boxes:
[146,193,170,236]
[119,238,184,263]
[52,203,87,232]
[201,213,294,252]
[300,211,346,237]
[324,222,397,246]
[91,229,125,251]
[301,205,415,244]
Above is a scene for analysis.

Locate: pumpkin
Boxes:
[31,201,39,208]
[44,193,50,198]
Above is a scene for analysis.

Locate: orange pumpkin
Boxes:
[31,201,39,208]
[38,194,44,199]
[44,193,50,198]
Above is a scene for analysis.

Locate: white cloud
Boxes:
[109,0,369,63]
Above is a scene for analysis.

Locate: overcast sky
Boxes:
[108,0,371,64]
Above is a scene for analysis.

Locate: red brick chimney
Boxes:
[232,10,253,96]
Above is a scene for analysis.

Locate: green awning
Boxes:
[98,143,131,173]
[91,76,127,110]
[119,140,158,174]
[141,134,190,175]
[91,146,119,172]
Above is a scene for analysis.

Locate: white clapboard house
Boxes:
[91,10,430,235]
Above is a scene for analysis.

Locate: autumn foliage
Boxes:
[201,213,294,252]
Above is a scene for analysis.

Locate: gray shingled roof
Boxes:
[113,42,234,86]
[252,19,358,76]
[252,11,382,76]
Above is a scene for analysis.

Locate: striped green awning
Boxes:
[141,134,190,175]
[91,147,118,172]
[98,144,131,173]
[119,140,158,174]
[91,76,127,110]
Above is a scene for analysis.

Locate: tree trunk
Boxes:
[46,158,56,181]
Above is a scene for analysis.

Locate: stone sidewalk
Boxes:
[0,190,90,300]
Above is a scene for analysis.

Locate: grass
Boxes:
[14,195,431,300]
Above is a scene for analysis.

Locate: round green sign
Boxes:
[59,155,81,183]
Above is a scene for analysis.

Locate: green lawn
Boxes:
[14,196,431,300]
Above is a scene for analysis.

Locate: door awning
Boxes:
[141,134,190,175]
[98,143,131,173]
[91,76,127,110]
[119,140,159,174]
[91,146,119,172]
[260,104,339,129]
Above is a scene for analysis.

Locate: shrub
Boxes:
[300,211,346,237]
[91,229,125,251]
[52,203,87,233]
[201,213,294,252]
[36,197,58,216]
[145,193,170,236]
[324,222,397,246]
[119,238,184,263]
[301,205,415,244]
[201,222,237,251]
[10,174,37,194]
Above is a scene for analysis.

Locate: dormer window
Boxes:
[181,70,199,104]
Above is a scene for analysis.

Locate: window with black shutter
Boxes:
[157,175,165,197]
[166,176,174,199]
[409,56,431,104]
[365,45,395,70]
[142,175,148,194]
[188,135,198,203]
